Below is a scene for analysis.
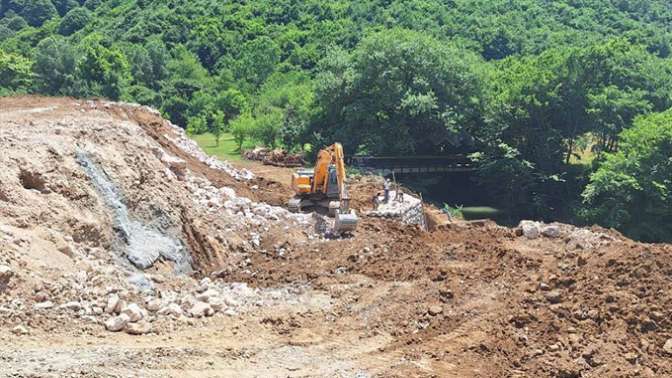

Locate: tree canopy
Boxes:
[2,0,672,240]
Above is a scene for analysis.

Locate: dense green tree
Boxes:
[76,33,130,100]
[230,112,255,150]
[6,0,57,27]
[0,11,27,31]
[33,36,76,94]
[0,48,32,92]
[58,7,90,36]
[581,110,672,242]
[52,0,80,17]
[2,0,672,239]
[235,36,281,90]
[312,28,483,155]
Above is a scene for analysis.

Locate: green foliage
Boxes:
[76,33,129,100]
[442,204,464,220]
[0,48,32,92]
[2,0,672,240]
[52,0,80,17]
[234,36,281,90]
[313,28,483,155]
[58,7,90,36]
[5,0,57,27]
[33,36,76,94]
[230,112,255,151]
[251,109,283,148]
[581,110,672,242]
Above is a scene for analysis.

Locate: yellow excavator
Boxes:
[288,143,359,233]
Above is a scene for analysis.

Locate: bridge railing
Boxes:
[348,155,475,173]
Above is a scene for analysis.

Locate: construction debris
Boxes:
[244,147,306,167]
[1,97,671,377]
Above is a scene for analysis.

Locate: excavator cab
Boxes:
[288,143,358,234]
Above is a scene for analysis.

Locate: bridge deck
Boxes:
[348,155,476,174]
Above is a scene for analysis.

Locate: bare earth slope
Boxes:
[1,96,671,377]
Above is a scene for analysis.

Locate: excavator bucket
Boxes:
[334,210,358,234]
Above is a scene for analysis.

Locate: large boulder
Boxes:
[105,314,130,332]
[519,220,540,239]
[121,303,144,322]
[188,302,214,318]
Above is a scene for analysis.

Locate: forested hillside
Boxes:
[1,0,671,241]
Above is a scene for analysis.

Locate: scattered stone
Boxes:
[223,308,238,317]
[146,298,162,312]
[195,278,211,293]
[548,343,561,352]
[663,338,672,354]
[0,265,14,284]
[59,301,82,311]
[209,297,226,312]
[33,301,54,310]
[428,305,443,316]
[439,288,454,301]
[545,290,562,304]
[126,321,152,335]
[624,352,638,363]
[105,314,130,332]
[541,225,561,238]
[121,303,144,322]
[33,291,49,302]
[196,289,219,303]
[105,294,120,314]
[158,303,183,317]
[160,152,187,179]
[189,302,214,318]
[11,325,29,335]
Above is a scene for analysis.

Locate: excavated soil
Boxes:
[1,96,672,377]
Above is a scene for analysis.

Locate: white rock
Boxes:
[160,152,187,178]
[541,225,561,238]
[105,313,130,332]
[105,294,120,314]
[145,298,161,312]
[196,289,219,303]
[181,294,198,308]
[126,321,152,335]
[59,301,82,311]
[663,338,672,354]
[223,308,237,317]
[33,301,54,310]
[209,297,226,312]
[121,303,144,322]
[188,302,214,318]
[221,293,240,307]
[11,325,29,335]
[520,220,540,239]
[158,303,183,317]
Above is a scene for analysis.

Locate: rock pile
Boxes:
[517,220,615,249]
[244,147,305,167]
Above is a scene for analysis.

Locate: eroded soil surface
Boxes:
[1,96,671,377]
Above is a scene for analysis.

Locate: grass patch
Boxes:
[461,206,502,220]
[191,132,242,161]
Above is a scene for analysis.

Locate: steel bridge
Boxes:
[348,155,476,175]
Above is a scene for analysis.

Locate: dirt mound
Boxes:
[2,96,672,377]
